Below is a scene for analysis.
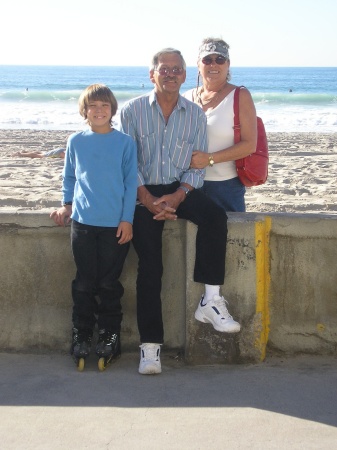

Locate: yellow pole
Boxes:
[255,216,272,360]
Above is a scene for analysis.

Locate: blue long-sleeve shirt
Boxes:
[62,129,137,227]
[120,90,208,189]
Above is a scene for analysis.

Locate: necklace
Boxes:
[196,83,227,107]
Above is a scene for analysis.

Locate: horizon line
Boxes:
[0,64,336,69]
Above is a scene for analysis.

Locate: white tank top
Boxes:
[184,89,237,181]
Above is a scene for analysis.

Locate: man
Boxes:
[120,48,240,375]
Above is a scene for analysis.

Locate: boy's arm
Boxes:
[61,140,76,205]
[116,221,133,244]
[50,205,72,227]
[50,139,74,226]
[120,105,146,187]
[120,138,138,224]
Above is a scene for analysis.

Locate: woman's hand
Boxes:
[190,151,209,169]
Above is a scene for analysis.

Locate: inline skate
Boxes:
[71,327,93,371]
[96,329,121,371]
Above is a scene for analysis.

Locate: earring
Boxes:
[197,72,201,91]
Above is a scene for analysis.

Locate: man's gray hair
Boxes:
[150,48,186,71]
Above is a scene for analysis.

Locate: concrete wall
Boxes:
[1,211,336,363]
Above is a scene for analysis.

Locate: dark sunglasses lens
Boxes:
[202,58,212,65]
[216,57,226,65]
[202,56,227,65]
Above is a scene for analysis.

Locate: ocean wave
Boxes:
[1,88,336,107]
[0,88,148,103]
[0,90,80,102]
[0,88,336,133]
[0,106,335,132]
[253,92,337,105]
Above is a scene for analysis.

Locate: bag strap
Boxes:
[233,86,243,144]
[191,88,196,103]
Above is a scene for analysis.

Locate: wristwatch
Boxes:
[208,154,215,167]
[62,201,73,206]
[177,186,190,196]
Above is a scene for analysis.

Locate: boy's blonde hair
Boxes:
[79,84,118,125]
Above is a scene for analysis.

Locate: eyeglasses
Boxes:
[155,67,184,76]
[201,56,227,65]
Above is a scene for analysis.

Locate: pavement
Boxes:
[1,351,337,449]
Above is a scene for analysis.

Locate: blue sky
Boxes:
[2,0,336,67]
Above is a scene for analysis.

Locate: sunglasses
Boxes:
[155,67,184,76]
[201,56,227,65]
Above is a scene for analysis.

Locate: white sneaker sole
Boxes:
[195,308,241,333]
[139,363,162,375]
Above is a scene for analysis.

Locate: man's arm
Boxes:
[180,108,208,188]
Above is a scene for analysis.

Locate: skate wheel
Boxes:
[98,357,106,372]
[77,358,85,372]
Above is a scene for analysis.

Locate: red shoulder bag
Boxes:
[234,87,269,187]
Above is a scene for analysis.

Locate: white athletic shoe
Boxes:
[139,343,162,375]
[195,295,241,333]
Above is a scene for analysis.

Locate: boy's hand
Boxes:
[117,221,133,244]
[50,205,72,227]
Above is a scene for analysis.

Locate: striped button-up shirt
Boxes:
[120,90,207,189]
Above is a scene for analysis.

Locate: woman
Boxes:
[184,37,257,212]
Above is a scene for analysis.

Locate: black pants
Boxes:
[71,220,129,332]
[132,183,227,343]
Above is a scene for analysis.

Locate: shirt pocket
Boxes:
[170,138,194,170]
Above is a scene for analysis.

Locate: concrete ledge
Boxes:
[1,211,337,362]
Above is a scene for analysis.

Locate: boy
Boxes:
[50,84,137,371]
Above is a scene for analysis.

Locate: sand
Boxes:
[0,129,336,214]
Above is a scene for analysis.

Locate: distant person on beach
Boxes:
[50,84,137,371]
[184,37,257,212]
[120,47,240,376]
[13,148,65,159]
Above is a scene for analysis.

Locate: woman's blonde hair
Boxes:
[78,84,118,125]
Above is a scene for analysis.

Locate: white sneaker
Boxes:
[139,343,162,375]
[195,295,241,333]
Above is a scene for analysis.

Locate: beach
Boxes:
[0,129,336,215]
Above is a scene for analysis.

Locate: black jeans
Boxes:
[132,182,228,343]
[71,220,129,332]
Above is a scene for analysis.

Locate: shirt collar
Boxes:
[149,89,187,110]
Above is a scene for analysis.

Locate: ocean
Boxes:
[0,65,336,133]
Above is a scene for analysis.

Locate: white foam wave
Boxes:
[0,99,336,133]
